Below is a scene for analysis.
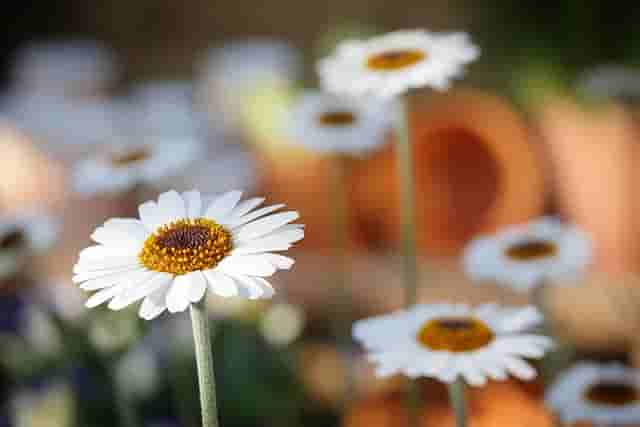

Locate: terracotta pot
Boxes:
[349,88,545,256]
[343,380,554,427]
[535,99,637,273]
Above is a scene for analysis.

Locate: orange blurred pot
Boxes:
[349,88,545,256]
[535,98,637,273]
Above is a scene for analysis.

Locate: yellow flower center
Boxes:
[110,148,151,167]
[0,228,25,251]
[505,239,557,261]
[318,110,357,127]
[417,317,494,352]
[139,218,233,275]
[585,382,639,406]
[366,49,426,71]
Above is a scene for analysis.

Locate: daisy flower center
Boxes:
[139,218,233,275]
[0,228,25,251]
[110,148,151,167]
[366,49,426,71]
[318,110,357,127]
[505,239,557,261]
[417,317,494,352]
[585,382,640,406]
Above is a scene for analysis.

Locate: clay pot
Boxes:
[535,99,637,273]
[349,88,545,256]
[343,380,554,427]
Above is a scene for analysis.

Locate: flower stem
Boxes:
[190,299,219,427]
[394,97,421,427]
[447,379,467,427]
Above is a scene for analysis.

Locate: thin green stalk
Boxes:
[190,299,219,427]
[329,155,356,405]
[447,379,467,427]
[394,97,421,427]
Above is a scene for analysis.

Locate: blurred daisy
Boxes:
[353,303,552,386]
[317,29,479,99]
[578,65,640,104]
[73,189,303,319]
[260,302,306,347]
[546,362,640,425]
[0,213,58,280]
[10,39,118,99]
[288,90,391,155]
[463,217,592,292]
[72,138,201,196]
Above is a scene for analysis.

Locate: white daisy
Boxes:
[463,217,592,292]
[10,39,118,98]
[546,362,640,425]
[317,29,479,99]
[0,213,58,279]
[288,90,391,155]
[73,189,304,320]
[353,303,552,386]
[72,138,201,196]
[578,65,640,104]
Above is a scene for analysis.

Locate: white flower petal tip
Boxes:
[546,362,640,425]
[462,217,592,293]
[317,29,479,99]
[352,303,552,386]
[75,189,302,319]
[288,90,392,155]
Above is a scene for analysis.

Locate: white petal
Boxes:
[90,225,145,250]
[157,190,187,223]
[185,271,207,303]
[229,274,265,299]
[205,190,243,222]
[79,268,144,291]
[262,254,295,270]
[85,285,124,308]
[139,201,163,231]
[108,272,172,310]
[231,228,304,255]
[139,284,171,320]
[217,255,277,277]
[202,270,238,297]
[235,211,299,241]
[73,266,143,283]
[79,245,135,260]
[228,198,265,220]
[227,204,284,228]
[166,275,192,313]
[73,256,139,274]
[502,355,537,380]
[183,190,202,219]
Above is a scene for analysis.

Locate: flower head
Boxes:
[317,29,479,99]
[546,362,640,425]
[288,90,391,155]
[353,303,552,386]
[73,190,303,320]
[463,217,591,292]
[72,139,201,196]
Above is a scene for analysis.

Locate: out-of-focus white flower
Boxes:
[260,302,305,347]
[116,346,159,399]
[353,303,552,386]
[288,90,391,155]
[195,38,302,135]
[89,309,140,353]
[24,306,62,357]
[37,281,87,325]
[11,381,74,427]
[578,65,640,103]
[10,39,118,98]
[74,190,304,320]
[72,138,201,196]
[318,29,479,99]
[546,362,640,425]
[463,217,592,292]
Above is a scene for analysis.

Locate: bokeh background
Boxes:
[1,1,640,427]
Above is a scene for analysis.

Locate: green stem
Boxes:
[447,379,467,427]
[394,97,421,427]
[190,299,220,427]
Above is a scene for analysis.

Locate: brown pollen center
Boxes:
[366,49,426,71]
[139,218,233,275]
[505,240,557,261]
[417,317,494,352]
[318,110,357,127]
[585,382,640,406]
[110,148,151,167]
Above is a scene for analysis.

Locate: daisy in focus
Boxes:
[288,90,391,155]
[353,303,552,386]
[72,139,201,196]
[73,190,303,320]
[463,217,592,292]
[317,29,479,99]
[546,362,640,426]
